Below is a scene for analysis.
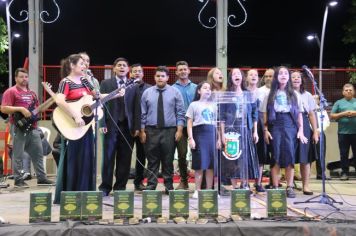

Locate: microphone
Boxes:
[301,65,314,79]
[133,78,141,84]
[302,65,328,108]
[86,69,94,77]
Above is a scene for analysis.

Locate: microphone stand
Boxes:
[294,66,342,210]
[91,73,100,191]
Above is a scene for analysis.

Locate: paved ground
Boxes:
[1,176,356,225]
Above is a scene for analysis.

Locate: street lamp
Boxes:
[319,1,338,92]
[306,34,321,47]
[306,33,321,82]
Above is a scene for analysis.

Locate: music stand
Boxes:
[294,66,342,210]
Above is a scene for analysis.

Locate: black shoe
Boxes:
[340,173,349,181]
[286,187,296,198]
[255,184,266,193]
[135,183,147,191]
[165,186,174,195]
[37,179,55,186]
[145,185,156,191]
[22,172,32,181]
[303,190,314,195]
[14,181,29,188]
[316,175,331,180]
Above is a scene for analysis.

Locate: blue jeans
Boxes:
[12,126,46,182]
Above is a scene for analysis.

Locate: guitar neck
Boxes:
[90,88,122,110]
[31,97,55,116]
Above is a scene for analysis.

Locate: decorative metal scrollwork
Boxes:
[197,0,247,29]
[8,0,60,24]
[198,0,217,29]
[40,0,60,23]
[8,0,28,23]
[228,0,247,28]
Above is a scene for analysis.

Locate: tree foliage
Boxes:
[343,0,356,83]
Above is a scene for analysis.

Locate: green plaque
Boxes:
[198,190,218,218]
[142,190,162,219]
[231,189,250,218]
[29,192,52,223]
[60,191,82,221]
[169,190,189,219]
[114,191,134,219]
[81,191,102,221]
[267,189,287,217]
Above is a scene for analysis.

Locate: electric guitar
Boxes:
[42,81,137,140]
[13,96,55,134]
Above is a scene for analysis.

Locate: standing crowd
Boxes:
[1,53,356,202]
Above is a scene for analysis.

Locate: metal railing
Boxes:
[41,65,356,119]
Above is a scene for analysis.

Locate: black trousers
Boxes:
[175,127,188,183]
[99,120,134,193]
[338,133,356,174]
[144,127,176,189]
[133,136,146,186]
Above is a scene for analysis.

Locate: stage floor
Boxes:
[1,177,356,235]
[1,176,356,225]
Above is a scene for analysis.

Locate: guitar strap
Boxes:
[29,90,39,109]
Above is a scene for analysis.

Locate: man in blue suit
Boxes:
[99,57,135,196]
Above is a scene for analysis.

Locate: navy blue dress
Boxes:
[270,113,298,168]
[220,102,260,180]
[54,79,96,204]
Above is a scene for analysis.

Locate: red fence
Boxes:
[42,65,356,119]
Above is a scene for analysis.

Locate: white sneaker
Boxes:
[192,190,198,199]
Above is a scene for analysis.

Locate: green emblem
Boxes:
[223,132,241,160]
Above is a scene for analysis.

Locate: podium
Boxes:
[212,91,257,193]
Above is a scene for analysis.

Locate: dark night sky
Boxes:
[4,0,356,70]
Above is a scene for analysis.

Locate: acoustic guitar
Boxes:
[42,81,130,140]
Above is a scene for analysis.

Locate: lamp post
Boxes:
[319,1,338,92]
[1,0,13,87]
[306,33,321,84]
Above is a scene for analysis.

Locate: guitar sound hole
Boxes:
[81,105,93,117]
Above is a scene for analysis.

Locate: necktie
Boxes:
[119,79,125,88]
[118,79,126,121]
[157,90,165,128]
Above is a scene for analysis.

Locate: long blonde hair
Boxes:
[207,67,226,91]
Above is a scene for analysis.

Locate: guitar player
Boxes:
[1,68,54,188]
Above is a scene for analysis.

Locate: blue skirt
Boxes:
[191,125,215,170]
[221,124,260,180]
[54,128,96,204]
[270,113,297,168]
[256,112,271,165]
[295,112,313,164]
